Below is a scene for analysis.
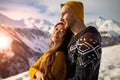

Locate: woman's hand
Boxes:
[35,71,44,80]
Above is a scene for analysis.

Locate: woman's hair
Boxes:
[40,24,73,78]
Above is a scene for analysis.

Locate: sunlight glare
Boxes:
[0,35,11,49]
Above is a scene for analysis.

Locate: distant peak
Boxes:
[98,16,106,20]
[28,17,34,20]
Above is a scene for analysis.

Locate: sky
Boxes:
[0,0,120,24]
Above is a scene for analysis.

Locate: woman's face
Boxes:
[51,24,66,44]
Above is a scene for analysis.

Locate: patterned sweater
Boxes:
[66,26,102,80]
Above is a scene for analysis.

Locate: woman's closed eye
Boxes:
[59,29,65,33]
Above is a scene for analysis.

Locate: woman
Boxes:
[29,21,73,80]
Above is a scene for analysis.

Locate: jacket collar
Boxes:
[67,26,97,48]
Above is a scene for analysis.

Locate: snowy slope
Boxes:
[0,25,48,78]
[99,44,120,80]
[1,72,30,80]
[2,44,120,80]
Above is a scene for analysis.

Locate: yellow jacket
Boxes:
[29,51,66,80]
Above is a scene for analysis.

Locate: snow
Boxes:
[2,44,120,80]
[99,20,120,32]
[1,72,30,80]
[86,17,120,35]
[99,44,120,80]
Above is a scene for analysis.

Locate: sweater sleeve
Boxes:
[51,51,66,80]
[67,33,102,80]
[28,56,42,79]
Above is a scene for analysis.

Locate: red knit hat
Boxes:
[54,21,65,28]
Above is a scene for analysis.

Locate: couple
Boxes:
[29,1,102,80]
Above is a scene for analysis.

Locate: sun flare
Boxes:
[0,35,11,49]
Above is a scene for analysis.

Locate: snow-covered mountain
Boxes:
[87,17,120,47]
[0,13,54,33]
[87,16,120,32]
[0,13,54,78]
[0,13,55,52]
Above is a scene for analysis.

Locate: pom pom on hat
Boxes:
[62,1,84,21]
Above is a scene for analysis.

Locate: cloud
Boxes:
[0,0,66,23]
[0,3,42,19]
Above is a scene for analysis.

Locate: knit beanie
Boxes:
[63,1,84,21]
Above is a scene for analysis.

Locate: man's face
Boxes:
[60,5,75,29]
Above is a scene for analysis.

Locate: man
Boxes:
[60,1,102,80]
